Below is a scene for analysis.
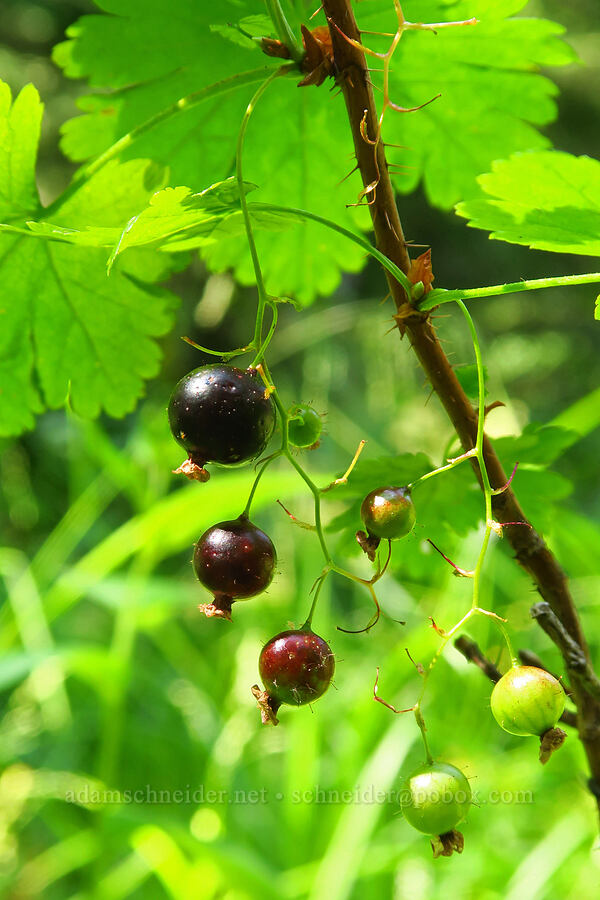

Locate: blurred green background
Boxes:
[1,1,600,898]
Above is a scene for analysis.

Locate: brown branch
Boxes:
[455,635,577,729]
[322,0,600,815]
[531,603,600,703]
[454,635,501,683]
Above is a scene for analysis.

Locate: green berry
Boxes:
[491,665,565,737]
[360,486,416,540]
[401,761,472,835]
[287,404,323,448]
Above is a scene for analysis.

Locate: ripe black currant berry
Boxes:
[356,485,416,559]
[168,364,275,481]
[251,628,335,725]
[287,404,323,449]
[193,516,276,620]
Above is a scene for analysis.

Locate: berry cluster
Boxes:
[168,361,568,853]
[399,665,566,854]
[168,363,336,723]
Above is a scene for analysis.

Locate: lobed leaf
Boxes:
[52,0,575,299]
[0,83,179,435]
[356,0,576,209]
[456,151,600,255]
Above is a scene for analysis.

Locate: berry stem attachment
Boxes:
[321,439,367,492]
[414,705,434,765]
[303,571,329,628]
[408,448,477,490]
[242,452,281,518]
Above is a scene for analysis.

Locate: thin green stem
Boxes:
[303,572,330,628]
[264,0,304,63]
[414,301,501,718]
[419,273,600,311]
[284,447,333,565]
[408,449,476,489]
[253,202,414,295]
[251,302,278,369]
[235,71,286,361]
[181,336,253,361]
[414,706,434,764]
[256,367,334,566]
[242,452,281,518]
[456,299,493,610]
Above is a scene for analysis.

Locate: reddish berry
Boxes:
[253,628,335,724]
[193,516,276,619]
[491,665,566,737]
[168,365,275,480]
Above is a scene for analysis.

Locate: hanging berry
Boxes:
[356,485,416,560]
[168,364,275,481]
[193,516,276,620]
[252,627,335,725]
[490,665,567,763]
[401,760,472,857]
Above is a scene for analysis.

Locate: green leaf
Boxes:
[357,0,576,209]
[106,180,277,270]
[52,0,370,303]
[493,424,575,532]
[456,151,600,254]
[0,82,43,219]
[210,14,273,50]
[53,0,572,299]
[0,82,179,435]
[454,363,489,400]
[493,423,579,467]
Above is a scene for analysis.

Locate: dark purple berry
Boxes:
[168,365,275,480]
[252,628,335,724]
[193,516,276,619]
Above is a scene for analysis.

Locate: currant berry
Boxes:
[287,404,323,449]
[356,485,416,559]
[193,516,276,620]
[491,665,566,737]
[168,364,275,481]
[252,628,335,724]
[401,761,471,837]
[361,486,416,540]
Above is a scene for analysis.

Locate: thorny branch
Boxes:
[320,0,600,819]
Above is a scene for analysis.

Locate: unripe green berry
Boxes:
[287,404,323,448]
[491,665,565,737]
[401,761,472,835]
[360,486,416,540]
